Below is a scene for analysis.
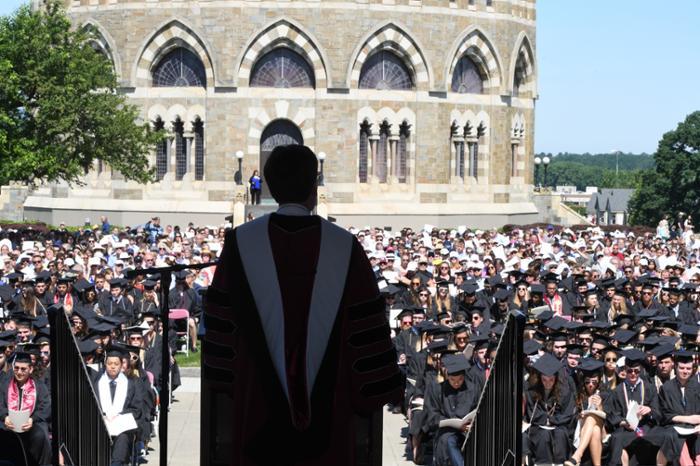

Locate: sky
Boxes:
[2,0,699,155]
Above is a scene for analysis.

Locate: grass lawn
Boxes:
[175,341,201,367]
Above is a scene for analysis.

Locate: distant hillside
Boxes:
[537,152,655,171]
[533,152,654,190]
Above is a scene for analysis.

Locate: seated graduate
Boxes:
[0,351,51,465]
[523,352,575,466]
[604,348,668,466]
[95,345,143,466]
[425,353,480,466]
[566,358,608,466]
[658,350,700,465]
[408,338,448,463]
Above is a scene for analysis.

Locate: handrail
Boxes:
[49,306,112,466]
[463,310,525,465]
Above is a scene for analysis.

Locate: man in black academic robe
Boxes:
[94,346,143,466]
[98,279,133,320]
[658,351,700,465]
[425,354,480,466]
[604,349,667,465]
[0,352,51,465]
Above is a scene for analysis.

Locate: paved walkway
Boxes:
[148,377,415,465]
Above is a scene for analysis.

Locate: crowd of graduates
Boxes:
[365,224,700,466]
[1,217,700,465]
[0,219,216,465]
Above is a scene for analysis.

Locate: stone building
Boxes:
[25,0,539,228]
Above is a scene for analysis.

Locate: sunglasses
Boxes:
[456,337,468,342]
[584,379,599,385]
[626,368,641,374]
[605,357,617,362]
[13,366,29,372]
[419,293,429,297]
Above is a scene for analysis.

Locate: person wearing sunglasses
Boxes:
[566,359,607,466]
[605,349,668,466]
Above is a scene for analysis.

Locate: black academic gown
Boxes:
[658,377,700,465]
[523,386,575,464]
[604,379,666,465]
[408,365,439,439]
[426,378,480,466]
[93,372,143,464]
[0,376,52,465]
[98,294,134,321]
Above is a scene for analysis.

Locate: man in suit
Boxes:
[94,345,143,466]
[203,144,403,465]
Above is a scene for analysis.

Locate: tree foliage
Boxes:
[628,111,700,226]
[534,158,646,191]
[0,2,161,187]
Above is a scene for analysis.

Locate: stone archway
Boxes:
[259,119,304,200]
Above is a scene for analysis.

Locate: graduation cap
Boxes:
[592,334,610,346]
[530,284,545,295]
[72,306,97,321]
[436,311,451,322]
[548,331,569,342]
[108,278,127,288]
[673,350,696,363]
[124,325,146,337]
[174,270,189,281]
[635,308,657,320]
[12,352,32,364]
[77,339,98,355]
[679,324,699,339]
[566,343,585,356]
[579,357,605,374]
[493,289,510,301]
[395,309,413,321]
[612,329,637,345]
[57,275,73,285]
[600,278,616,290]
[532,352,562,376]
[523,339,542,356]
[542,272,559,284]
[650,344,675,360]
[622,348,646,365]
[105,345,128,359]
[89,321,116,335]
[460,304,485,316]
[469,334,490,350]
[461,282,478,295]
[0,285,13,302]
[381,284,402,296]
[535,310,554,322]
[0,338,15,348]
[428,339,449,354]
[490,323,505,336]
[544,316,569,331]
[73,278,95,293]
[6,272,23,282]
[435,280,450,289]
[589,321,611,330]
[416,321,439,334]
[442,354,470,375]
[35,271,51,283]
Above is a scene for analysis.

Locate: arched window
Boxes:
[154,118,168,181]
[359,121,371,183]
[173,118,186,180]
[194,118,204,181]
[451,56,484,94]
[153,48,206,88]
[250,48,315,88]
[359,51,413,90]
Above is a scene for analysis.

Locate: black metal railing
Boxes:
[463,310,525,466]
[49,306,112,466]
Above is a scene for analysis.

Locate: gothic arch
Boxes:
[80,19,122,80]
[236,18,330,88]
[508,32,536,97]
[445,26,504,94]
[132,19,216,88]
[347,21,433,91]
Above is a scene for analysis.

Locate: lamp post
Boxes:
[534,156,542,191]
[235,150,244,185]
[610,149,621,177]
[317,151,326,186]
[542,156,550,190]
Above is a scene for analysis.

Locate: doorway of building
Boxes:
[259,119,304,201]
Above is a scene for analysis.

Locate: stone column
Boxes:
[368,135,379,184]
[316,186,328,219]
[388,136,399,184]
[232,185,247,227]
